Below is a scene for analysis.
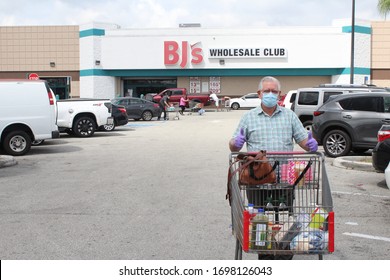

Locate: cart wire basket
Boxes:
[227,151,334,260]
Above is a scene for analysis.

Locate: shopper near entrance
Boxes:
[229,76,318,153]
[179,94,189,115]
[157,91,172,121]
[209,91,220,111]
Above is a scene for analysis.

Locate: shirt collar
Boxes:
[256,105,282,117]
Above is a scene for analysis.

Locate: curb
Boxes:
[0,155,17,168]
[332,156,374,172]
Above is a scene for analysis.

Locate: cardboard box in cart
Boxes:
[0,79,59,156]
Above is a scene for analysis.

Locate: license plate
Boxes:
[107,117,114,125]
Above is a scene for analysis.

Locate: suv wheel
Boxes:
[323,130,351,157]
[231,102,240,110]
[3,130,32,156]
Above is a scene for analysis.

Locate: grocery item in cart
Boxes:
[290,230,328,252]
[308,207,328,230]
[280,160,313,185]
[249,208,268,250]
[274,214,310,250]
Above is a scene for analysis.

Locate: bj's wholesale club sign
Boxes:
[164,41,287,68]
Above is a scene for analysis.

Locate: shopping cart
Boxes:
[167,105,180,120]
[227,151,334,260]
[222,97,231,112]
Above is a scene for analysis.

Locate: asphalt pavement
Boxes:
[0,109,389,260]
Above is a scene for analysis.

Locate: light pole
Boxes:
[350,0,355,84]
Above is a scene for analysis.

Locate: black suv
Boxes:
[312,92,390,157]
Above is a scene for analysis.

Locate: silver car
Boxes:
[312,92,390,157]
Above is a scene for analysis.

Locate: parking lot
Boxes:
[0,110,389,260]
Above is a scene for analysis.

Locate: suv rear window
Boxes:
[297,91,319,105]
[339,96,382,112]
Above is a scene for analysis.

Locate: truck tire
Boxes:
[72,116,96,137]
[3,130,32,156]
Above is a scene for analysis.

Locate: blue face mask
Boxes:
[262,92,278,108]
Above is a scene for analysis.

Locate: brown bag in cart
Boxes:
[226,151,278,206]
[238,151,278,185]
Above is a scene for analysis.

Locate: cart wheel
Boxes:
[234,238,242,260]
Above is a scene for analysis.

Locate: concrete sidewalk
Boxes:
[332,155,375,172]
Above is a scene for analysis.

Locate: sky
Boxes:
[0,0,385,28]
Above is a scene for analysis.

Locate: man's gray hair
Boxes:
[258,76,281,91]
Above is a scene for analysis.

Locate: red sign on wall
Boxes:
[164,41,203,68]
[28,73,39,80]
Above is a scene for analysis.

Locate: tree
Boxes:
[378,0,390,19]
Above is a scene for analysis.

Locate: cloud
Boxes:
[0,0,382,28]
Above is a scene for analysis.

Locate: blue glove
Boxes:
[234,128,246,149]
[306,131,318,152]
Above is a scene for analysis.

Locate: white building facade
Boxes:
[79,19,371,99]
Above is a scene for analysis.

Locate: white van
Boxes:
[0,80,60,156]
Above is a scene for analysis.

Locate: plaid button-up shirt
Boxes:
[232,106,307,152]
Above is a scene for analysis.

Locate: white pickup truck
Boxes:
[57,98,114,137]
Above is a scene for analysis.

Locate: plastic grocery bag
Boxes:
[290,230,328,253]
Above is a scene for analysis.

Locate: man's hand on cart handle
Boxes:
[306,131,318,152]
[234,128,246,150]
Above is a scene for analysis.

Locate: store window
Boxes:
[123,79,177,98]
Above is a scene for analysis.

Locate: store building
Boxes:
[0,25,79,99]
[1,19,389,99]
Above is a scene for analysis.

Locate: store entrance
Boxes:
[123,79,177,98]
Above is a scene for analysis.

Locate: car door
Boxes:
[127,98,145,119]
[339,96,385,145]
[242,93,261,108]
